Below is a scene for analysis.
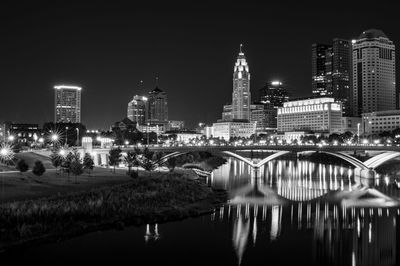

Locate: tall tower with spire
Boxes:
[232,44,251,120]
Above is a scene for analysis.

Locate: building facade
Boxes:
[277,97,342,134]
[362,110,400,135]
[212,121,255,140]
[352,29,396,116]
[127,95,148,125]
[232,45,251,120]
[340,116,362,134]
[312,40,352,116]
[250,103,277,132]
[312,44,332,96]
[147,87,168,125]
[54,85,82,123]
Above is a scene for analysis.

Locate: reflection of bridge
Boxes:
[86,145,400,179]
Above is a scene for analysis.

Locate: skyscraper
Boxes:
[232,44,251,120]
[147,86,168,125]
[54,85,82,123]
[312,40,352,116]
[257,81,290,130]
[127,95,148,125]
[352,29,396,116]
[332,39,352,116]
[312,43,332,96]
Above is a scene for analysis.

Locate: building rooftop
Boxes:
[358,29,388,40]
[362,110,400,117]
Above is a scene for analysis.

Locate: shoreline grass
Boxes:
[0,172,226,251]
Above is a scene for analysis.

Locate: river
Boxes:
[1,157,400,265]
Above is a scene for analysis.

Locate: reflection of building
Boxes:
[54,85,82,123]
[277,97,342,134]
[127,95,148,125]
[352,29,396,116]
[362,110,400,135]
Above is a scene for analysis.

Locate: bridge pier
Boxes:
[354,168,376,180]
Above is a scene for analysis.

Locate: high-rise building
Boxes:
[312,40,352,116]
[54,85,82,123]
[352,29,396,116]
[127,95,148,125]
[232,44,251,120]
[332,39,352,116]
[147,86,168,125]
[255,81,289,131]
[259,81,289,108]
[312,43,332,96]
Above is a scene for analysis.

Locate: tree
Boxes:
[61,152,74,180]
[32,160,46,177]
[83,153,94,176]
[125,151,138,174]
[50,150,63,173]
[16,159,29,175]
[109,147,122,173]
[166,157,177,172]
[70,157,83,183]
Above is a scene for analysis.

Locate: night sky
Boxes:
[0,2,398,129]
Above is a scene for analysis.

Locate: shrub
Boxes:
[16,159,29,174]
[32,160,46,176]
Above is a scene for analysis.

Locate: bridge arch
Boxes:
[364,151,400,168]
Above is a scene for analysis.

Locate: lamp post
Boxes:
[357,123,360,144]
[147,123,150,146]
[76,128,80,146]
[65,126,69,147]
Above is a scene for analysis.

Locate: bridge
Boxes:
[83,144,400,179]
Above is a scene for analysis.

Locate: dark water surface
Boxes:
[2,158,400,265]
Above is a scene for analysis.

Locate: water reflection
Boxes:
[211,157,400,266]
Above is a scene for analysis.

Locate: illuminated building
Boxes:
[352,29,396,116]
[212,121,256,140]
[147,87,168,125]
[277,97,342,134]
[232,44,251,120]
[362,110,400,135]
[312,43,332,97]
[257,81,290,130]
[312,40,352,116]
[167,120,184,130]
[340,116,362,134]
[127,95,148,125]
[222,104,233,121]
[54,85,82,123]
[250,103,277,132]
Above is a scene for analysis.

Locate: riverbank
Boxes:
[0,171,227,252]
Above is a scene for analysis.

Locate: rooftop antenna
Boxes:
[155,76,159,87]
[240,43,243,53]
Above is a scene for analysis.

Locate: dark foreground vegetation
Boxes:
[0,172,226,251]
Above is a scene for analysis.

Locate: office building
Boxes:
[147,86,168,125]
[352,29,396,116]
[232,44,251,120]
[54,85,82,123]
[212,121,256,140]
[362,110,400,135]
[312,44,332,96]
[312,40,352,115]
[277,97,342,134]
[250,103,277,132]
[127,95,148,125]
[167,120,184,130]
[340,116,362,134]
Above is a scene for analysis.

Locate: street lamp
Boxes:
[147,123,150,146]
[76,128,80,146]
[7,135,15,142]
[65,126,69,146]
[357,123,360,144]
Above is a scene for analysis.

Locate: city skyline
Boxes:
[0,2,399,129]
